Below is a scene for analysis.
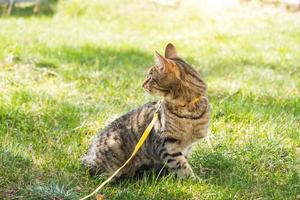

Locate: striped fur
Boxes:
[83,43,210,179]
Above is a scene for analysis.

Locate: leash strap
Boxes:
[80,101,161,200]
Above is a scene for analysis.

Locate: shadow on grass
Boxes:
[191,144,299,199]
[33,44,154,70]
[0,147,36,199]
[0,146,80,199]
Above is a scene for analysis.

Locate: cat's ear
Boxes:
[165,43,178,58]
[155,51,180,78]
[155,51,167,71]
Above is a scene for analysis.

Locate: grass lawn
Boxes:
[0,0,299,199]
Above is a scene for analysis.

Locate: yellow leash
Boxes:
[80,101,161,200]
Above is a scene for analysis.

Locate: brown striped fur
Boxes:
[83,43,210,179]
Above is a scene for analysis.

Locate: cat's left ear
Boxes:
[155,51,180,78]
[155,51,167,71]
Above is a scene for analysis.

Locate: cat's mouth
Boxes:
[143,86,151,93]
[142,82,154,94]
[142,77,170,95]
[143,85,170,96]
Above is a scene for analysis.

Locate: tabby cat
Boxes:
[83,43,210,179]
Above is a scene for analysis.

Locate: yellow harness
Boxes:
[80,97,201,200]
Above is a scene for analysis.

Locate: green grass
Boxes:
[0,0,299,199]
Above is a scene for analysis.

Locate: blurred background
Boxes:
[0,0,299,199]
[1,0,300,16]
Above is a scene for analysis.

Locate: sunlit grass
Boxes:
[0,0,299,199]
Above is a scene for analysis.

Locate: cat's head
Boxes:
[142,43,206,104]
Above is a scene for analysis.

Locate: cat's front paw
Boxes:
[176,165,195,179]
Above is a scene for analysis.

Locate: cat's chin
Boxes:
[143,87,157,95]
[144,91,163,99]
[144,89,163,97]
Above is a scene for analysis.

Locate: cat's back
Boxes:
[82,101,158,175]
[99,101,157,138]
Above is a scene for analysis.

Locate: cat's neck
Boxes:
[164,93,203,107]
[164,82,206,107]
[162,95,208,115]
